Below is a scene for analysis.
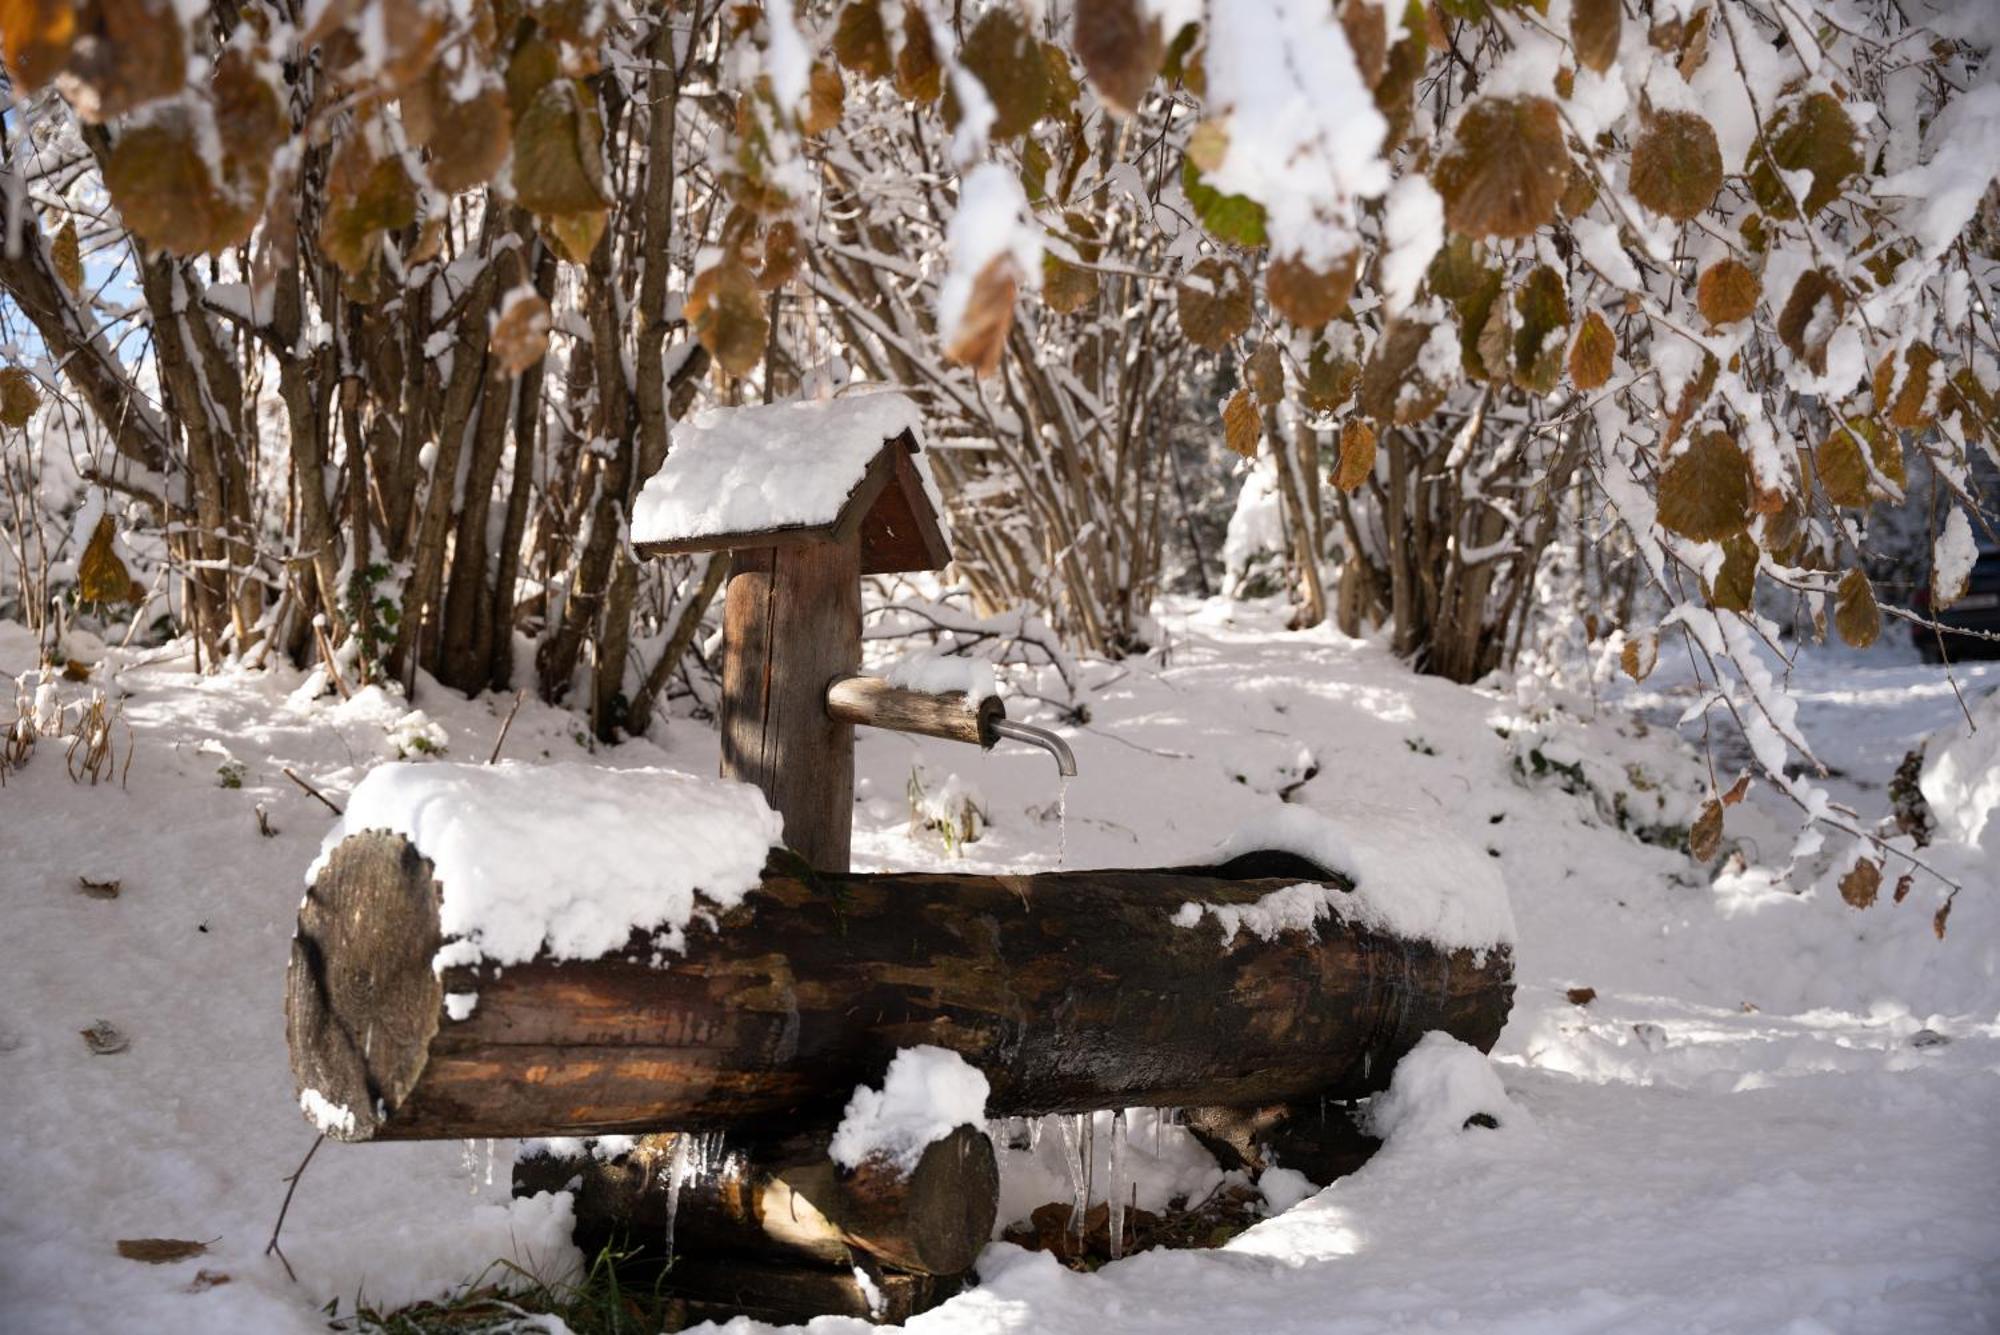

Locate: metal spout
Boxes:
[989,718,1077,778]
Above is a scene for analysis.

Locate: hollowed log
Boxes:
[287,835,1512,1142]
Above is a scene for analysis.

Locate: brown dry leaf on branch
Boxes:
[1748,92,1862,218]
[1629,112,1724,222]
[1817,418,1903,508]
[688,260,770,379]
[0,366,41,428]
[1620,629,1657,682]
[955,7,1046,139]
[1689,799,1724,863]
[489,294,553,376]
[1432,96,1570,240]
[1657,432,1752,542]
[1073,0,1163,116]
[1570,0,1621,73]
[78,513,134,604]
[1834,568,1880,649]
[1697,259,1759,326]
[1222,390,1260,459]
[1568,310,1615,391]
[1245,342,1285,406]
[834,0,892,80]
[1333,420,1377,492]
[1176,257,1252,351]
[51,218,84,296]
[945,254,1020,377]
[1838,858,1882,909]
[1267,252,1357,329]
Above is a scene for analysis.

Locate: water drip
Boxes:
[1056,774,1071,867]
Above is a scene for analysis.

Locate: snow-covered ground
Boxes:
[2,604,1996,1334]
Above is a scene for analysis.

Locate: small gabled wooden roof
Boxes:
[630,393,951,575]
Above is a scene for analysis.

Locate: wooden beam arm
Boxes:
[824,674,1002,749]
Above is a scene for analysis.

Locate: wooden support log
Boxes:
[288,837,1513,1142]
[1180,1102,1382,1186]
[512,1124,998,1276]
[656,1257,966,1326]
[825,674,1002,748]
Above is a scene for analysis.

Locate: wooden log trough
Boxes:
[285,394,1518,1324]
[287,839,1513,1144]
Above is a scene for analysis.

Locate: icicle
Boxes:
[1107,1110,1129,1261]
[1080,1112,1096,1244]
[1057,1113,1087,1243]
[1028,1117,1043,1153]
[461,1139,481,1195]
[662,1134,694,1260]
[483,1138,497,1188]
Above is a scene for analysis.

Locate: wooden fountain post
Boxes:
[633,415,949,873]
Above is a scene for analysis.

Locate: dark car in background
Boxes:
[1915,538,2000,661]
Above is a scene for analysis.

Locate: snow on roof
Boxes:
[306,761,785,970]
[1177,801,1517,955]
[630,390,929,546]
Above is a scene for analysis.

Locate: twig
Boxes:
[283,766,343,816]
[312,618,351,701]
[487,690,526,765]
[265,1133,325,1284]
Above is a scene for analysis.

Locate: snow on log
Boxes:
[287,819,1515,1142]
[513,1122,998,1276]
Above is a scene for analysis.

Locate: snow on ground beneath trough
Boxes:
[1,604,1997,1334]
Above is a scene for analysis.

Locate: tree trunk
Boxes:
[514,1123,997,1275]
[287,836,1514,1143]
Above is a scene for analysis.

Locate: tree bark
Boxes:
[287,836,1514,1142]
[824,675,1001,747]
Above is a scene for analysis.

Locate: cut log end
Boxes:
[286,831,444,1143]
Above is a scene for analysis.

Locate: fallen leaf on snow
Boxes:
[77,875,122,899]
[117,1238,209,1264]
[80,1020,129,1055]
[1566,987,1597,1006]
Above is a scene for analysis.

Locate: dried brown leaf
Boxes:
[1689,799,1724,863]
[957,7,1047,139]
[688,259,769,378]
[945,253,1019,377]
[488,293,552,376]
[78,512,133,604]
[1074,0,1163,116]
[895,1,942,102]
[118,1238,207,1263]
[1696,259,1759,327]
[1333,419,1377,492]
[1,0,79,92]
[1569,0,1620,74]
[1568,309,1615,391]
[1817,417,1902,508]
[1657,431,1752,542]
[1620,628,1657,682]
[1222,388,1260,459]
[1629,111,1723,222]
[1175,257,1251,352]
[1776,268,1844,374]
[833,0,892,80]
[1245,342,1285,406]
[514,78,610,218]
[1566,986,1598,1006]
[1266,252,1357,329]
[1839,858,1882,909]
[1748,92,1861,218]
[1834,567,1880,649]
[1432,96,1570,241]
[51,217,83,297]
[0,365,40,429]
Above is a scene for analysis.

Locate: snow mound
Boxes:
[630,390,927,545]
[881,649,998,700]
[830,1045,990,1174]
[307,761,785,968]
[1186,802,1516,953]
[1368,1032,1523,1145]
[1921,689,2000,853]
